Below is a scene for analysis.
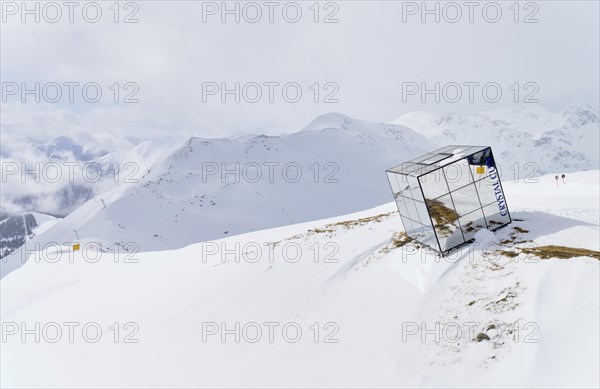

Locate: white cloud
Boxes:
[1,1,599,141]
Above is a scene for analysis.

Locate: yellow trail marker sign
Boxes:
[73,243,81,251]
[476,166,486,175]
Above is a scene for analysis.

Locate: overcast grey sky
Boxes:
[1,0,598,146]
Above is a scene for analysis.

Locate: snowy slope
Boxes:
[392,103,600,174]
[0,114,436,267]
[1,171,598,388]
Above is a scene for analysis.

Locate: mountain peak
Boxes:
[41,136,84,160]
[300,112,354,133]
[46,136,78,147]
[561,101,600,128]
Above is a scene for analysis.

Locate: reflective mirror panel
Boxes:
[395,197,410,220]
[436,224,465,251]
[426,193,465,250]
[483,203,511,230]
[426,194,455,222]
[387,171,401,194]
[388,172,413,199]
[401,214,416,236]
[474,173,505,207]
[407,176,425,202]
[403,196,422,224]
[413,199,432,228]
[419,171,448,201]
[450,184,481,216]
[443,160,474,191]
[459,208,487,241]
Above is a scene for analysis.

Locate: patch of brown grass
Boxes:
[282,212,394,242]
[391,231,414,248]
[425,199,458,236]
[496,245,600,260]
[522,245,600,260]
[497,250,520,258]
[325,212,393,229]
[426,199,457,224]
[378,232,421,255]
[307,228,336,234]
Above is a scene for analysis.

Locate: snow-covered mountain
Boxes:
[1,114,436,270]
[2,171,598,387]
[3,104,599,276]
[3,103,597,219]
[392,102,600,174]
[0,136,169,217]
[0,212,57,259]
[38,136,107,161]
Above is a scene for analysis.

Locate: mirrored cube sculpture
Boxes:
[386,146,511,254]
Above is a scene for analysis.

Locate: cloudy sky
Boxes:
[1,0,598,147]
